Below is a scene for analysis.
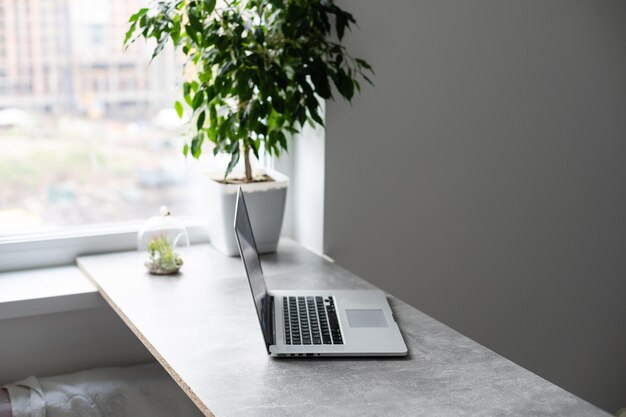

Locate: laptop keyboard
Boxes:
[283,296,343,345]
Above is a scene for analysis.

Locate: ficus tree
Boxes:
[125,0,373,183]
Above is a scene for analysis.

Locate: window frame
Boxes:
[0,217,209,273]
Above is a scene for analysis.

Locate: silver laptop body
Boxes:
[234,188,408,357]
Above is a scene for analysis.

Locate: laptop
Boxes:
[234,187,408,357]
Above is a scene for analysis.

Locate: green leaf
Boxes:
[335,70,354,100]
[204,0,216,14]
[356,58,374,73]
[227,139,240,153]
[277,131,287,150]
[185,24,199,44]
[254,27,264,44]
[249,139,260,159]
[191,133,204,158]
[128,8,148,23]
[310,60,331,99]
[225,147,240,178]
[273,96,285,113]
[150,40,166,61]
[309,109,324,126]
[218,62,233,78]
[188,9,203,34]
[209,104,217,126]
[192,91,204,110]
[197,110,206,130]
[183,143,189,157]
[344,79,355,100]
[174,101,184,118]
[123,23,137,46]
[336,14,347,40]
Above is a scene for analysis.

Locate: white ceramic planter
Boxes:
[204,168,288,256]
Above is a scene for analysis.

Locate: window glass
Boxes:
[0,0,206,236]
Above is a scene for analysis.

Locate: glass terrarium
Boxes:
[137,206,189,275]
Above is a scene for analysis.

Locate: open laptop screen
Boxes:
[233,188,271,349]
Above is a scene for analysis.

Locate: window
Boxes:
[0,0,206,237]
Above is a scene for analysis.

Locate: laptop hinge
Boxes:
[267,295,275,351]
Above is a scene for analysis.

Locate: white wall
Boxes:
[325,0,626,413]
[276,106,326,255]
[0,306,152,384]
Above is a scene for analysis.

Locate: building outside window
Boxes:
[0,0,207,237]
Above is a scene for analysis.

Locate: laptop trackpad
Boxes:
[346,309,388,328]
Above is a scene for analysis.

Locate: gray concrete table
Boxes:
[77,239,609,417]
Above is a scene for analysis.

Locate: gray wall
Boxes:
[325,0,626,413]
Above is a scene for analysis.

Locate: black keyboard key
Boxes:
[284,295,343,348]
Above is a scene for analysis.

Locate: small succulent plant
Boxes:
[145,234,183,275]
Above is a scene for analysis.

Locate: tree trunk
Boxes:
[243,142,253,183]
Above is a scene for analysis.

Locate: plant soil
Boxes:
[216,174,274,185]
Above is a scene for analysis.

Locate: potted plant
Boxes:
[125,0,373,255]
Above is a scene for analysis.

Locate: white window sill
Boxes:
[0,219,208,319]
[0,266,105,320]
[0,218,209,273]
